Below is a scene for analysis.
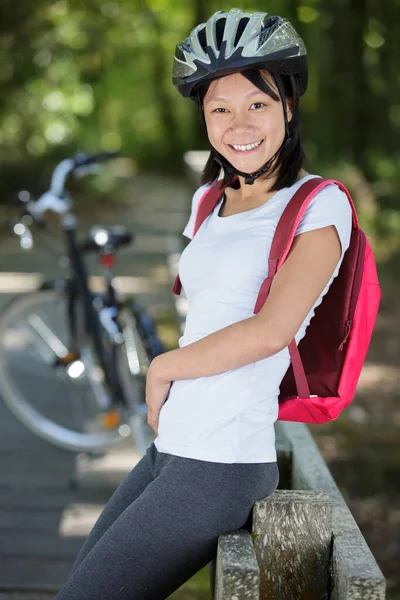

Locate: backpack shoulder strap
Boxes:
[193,180,227,236]
[173,179,230,295]
[253,177,356,313]
[254,177,356,399]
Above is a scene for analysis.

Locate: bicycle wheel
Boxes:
[0,289,129,452]
[114,305,156,455]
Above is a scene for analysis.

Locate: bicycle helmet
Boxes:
[172,9,308,184]
[172,9,307,100]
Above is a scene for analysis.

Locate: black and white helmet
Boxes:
[173,9,308,99]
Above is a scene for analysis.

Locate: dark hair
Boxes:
[195,69,306,191]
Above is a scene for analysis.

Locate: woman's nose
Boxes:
[229,111,253,132]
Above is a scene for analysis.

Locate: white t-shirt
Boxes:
[154,174,353,463]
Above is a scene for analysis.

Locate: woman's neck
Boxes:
[227,168,309,204]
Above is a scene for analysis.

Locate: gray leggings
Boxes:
[55,441,279,600]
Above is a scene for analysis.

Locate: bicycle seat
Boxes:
[82,226,134,252]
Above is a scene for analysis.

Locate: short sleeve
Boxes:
[295,183,353,258]
[182,183,212,240]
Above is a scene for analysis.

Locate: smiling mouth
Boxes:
[228,139,264,153]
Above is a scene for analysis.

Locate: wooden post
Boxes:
[252,490,332,600]
[277,421,386,599]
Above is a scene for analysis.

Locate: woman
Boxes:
[55,9,352,599]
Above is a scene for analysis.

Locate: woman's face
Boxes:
[203,71,292,175]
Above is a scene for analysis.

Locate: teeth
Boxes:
[231,140,263,151]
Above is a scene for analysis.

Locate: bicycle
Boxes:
[0,151,165,457]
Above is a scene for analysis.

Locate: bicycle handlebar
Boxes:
[74,151,119,168]
[22,151,119,218]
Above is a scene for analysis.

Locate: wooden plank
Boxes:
[0,472,77,488]
[0,534,83,559]
[0,592,56,600]
[0,489,111,509]
[0,446,78,459]
[0,510,69,532]
[0,458,77,473]
[0,503,100,532]
[0,556,68,591]
[0,433,59,444]
[0,469,128,489]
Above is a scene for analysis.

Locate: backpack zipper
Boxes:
[338,231,366,351]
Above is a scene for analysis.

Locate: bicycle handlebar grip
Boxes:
[73,151,120,168]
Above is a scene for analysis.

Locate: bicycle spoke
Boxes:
[27,313,69,359]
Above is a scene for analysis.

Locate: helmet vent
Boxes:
[175,46,186,62]
[257,29,270,49]
[234,17,250,46]
[198,27,207,52]
[216,18,226,50]
[258,16,280,49]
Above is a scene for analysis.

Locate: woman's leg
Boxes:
[55,452,279,600]
[68,442,157,576]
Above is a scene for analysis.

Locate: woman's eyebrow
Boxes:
[208,90,266,103]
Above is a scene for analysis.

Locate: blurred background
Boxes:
[0,0,399,598]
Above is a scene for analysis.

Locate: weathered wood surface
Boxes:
[0,594,55,600]
[212,428,386,600]
[0,396,141,595]
[213,529,260,600]
[252,490,332,600]
[276,422,386,600]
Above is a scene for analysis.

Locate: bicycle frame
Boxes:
[15,151,152,413]
[50,214,127,406]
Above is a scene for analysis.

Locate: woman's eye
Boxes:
[251,102,265,109]
[212,108,228,113]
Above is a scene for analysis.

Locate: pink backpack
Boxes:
[173,177,381,424]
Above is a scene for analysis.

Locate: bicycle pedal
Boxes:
[97,410,121,429]
[55,351,80,366]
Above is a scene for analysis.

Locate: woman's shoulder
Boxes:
[305,175,351,209]
[293,172,351,209]
[294,174,353,253]
[191,182,214,208]
[182,182,214,239]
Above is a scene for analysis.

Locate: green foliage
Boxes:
[1,0,400,258]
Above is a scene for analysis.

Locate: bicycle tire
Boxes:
[0,289,126,453]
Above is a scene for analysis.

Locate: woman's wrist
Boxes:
[149,351,175,384]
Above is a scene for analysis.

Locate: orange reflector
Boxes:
[58,351,80,365]
[98,411,121,429]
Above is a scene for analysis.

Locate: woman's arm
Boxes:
[154,224,342,382]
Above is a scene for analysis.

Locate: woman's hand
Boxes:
[145,356,172,435]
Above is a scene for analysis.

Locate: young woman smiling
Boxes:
[55,10,352,599]
[201,69,306,214]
